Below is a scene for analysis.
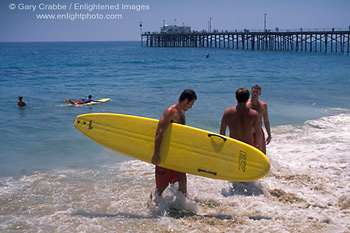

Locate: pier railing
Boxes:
[141,28,350,53]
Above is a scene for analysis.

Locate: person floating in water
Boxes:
[206,53,210,58]
[64,95,99,105]
[17,96,27,107]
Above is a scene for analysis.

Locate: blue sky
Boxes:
[1,0,349,42]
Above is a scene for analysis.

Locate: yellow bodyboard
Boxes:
[74,113,270,182]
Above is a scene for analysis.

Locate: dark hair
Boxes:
[251,84,261,91]
[179,89,197,102]
[88,95,92,99]
[236,87,250,103]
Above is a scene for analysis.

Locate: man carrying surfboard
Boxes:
[220,87,263,151]
[151,89,197,197]
[246,85,271,154]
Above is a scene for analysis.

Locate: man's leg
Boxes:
[178,179,187,196]
[156,186,168,196]
[155,166,169,196]
[64,99,75,104]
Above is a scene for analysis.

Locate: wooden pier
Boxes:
[141,28,350,53]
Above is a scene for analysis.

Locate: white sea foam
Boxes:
[0,113,350,232]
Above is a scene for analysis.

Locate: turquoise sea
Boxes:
[0,41,349,232]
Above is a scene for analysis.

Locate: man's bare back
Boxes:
[220,105,261,146]
[220,87,263,151]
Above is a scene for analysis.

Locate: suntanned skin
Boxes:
[64,99,78,105]
[247,87,272,148]
[220,102,263,151]
[151,98,195,196]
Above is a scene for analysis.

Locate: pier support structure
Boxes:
[141,29,350,54]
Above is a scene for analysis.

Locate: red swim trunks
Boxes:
[155,166,186,190]
[252,129,266,154]
[74,100,85,104]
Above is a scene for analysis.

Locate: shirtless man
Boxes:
[151,89,197,197]
[220,87,263,151]
[246,85,271,154]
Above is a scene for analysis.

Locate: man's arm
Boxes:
[253,115,263,151]
[220,111,228,136]
[151,108,174,165]
[263,103,271,145]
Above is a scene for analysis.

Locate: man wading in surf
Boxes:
[246,84,271,154]
[220,87,263,152]
[151,89,197,197]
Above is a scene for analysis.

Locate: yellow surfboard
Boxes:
[74,113,270,182]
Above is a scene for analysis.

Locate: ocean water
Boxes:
[0,41,350,232]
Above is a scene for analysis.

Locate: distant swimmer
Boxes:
[152,89,197,197]
[220,87,263,151]
[64,95,99,105]
[17,96,27,107]
[246,85,271,154]
[206,53,210,58]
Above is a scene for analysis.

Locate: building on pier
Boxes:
[161,25,192,34]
